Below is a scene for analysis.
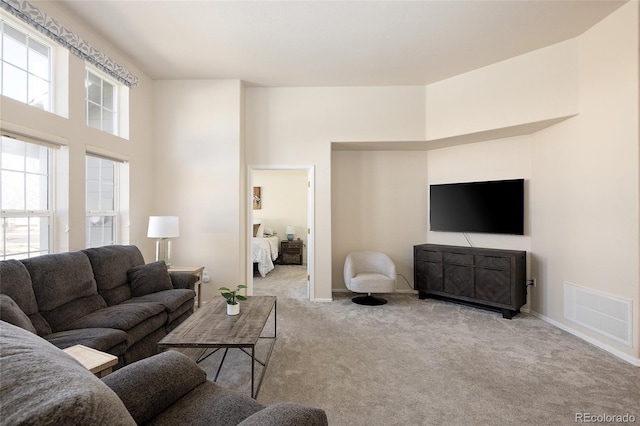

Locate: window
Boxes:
[1,136,52,259]
[0,17,52,111]
[85,69,117,135]
[86,154,118,248]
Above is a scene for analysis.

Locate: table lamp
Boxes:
[147,216,179,267]
[286,225,295,241]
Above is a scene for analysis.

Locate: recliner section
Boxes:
[0,245,197,368]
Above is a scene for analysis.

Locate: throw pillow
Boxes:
[0,294,37,334]
[127,261,173,297]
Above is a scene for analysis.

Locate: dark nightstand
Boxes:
[281,240,303,265]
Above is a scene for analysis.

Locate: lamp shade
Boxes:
[147,216,180,238]
[285,226,295,235]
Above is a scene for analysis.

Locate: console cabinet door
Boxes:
[444,264,474,297]
[415,261,443,291]
[475,267,511,305]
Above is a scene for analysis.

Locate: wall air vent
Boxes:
[564,282,632,346]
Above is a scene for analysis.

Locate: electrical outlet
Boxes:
[532,278,536,287]
[526,278,537,287]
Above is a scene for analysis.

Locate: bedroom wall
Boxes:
[252,169,308,262]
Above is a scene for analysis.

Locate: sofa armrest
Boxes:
[102,350,206,424]
[169,272,197,290]
[238,402,329,426]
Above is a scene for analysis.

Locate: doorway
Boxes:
[247,166,315,300]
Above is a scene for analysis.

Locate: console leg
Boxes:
[501,309,519,319]
[418,291,428,300]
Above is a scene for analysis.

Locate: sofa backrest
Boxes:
[82,245,145,305]
[0,320,136,425]
[21,251,106,333]
[0,259,52,335]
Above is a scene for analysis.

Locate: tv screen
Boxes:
[430,179,524,235]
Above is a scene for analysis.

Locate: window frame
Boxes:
[85,153,119,248]
[85,66,119,136]
[0,13,53,112]
[0,135,54,260]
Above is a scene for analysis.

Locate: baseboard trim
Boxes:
[530,311,640,367]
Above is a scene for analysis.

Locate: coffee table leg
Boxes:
[214,348,229,382]
[251,346,256,399]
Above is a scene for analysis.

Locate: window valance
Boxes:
[0,0,139,88]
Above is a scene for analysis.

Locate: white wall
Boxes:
[423,2,638,361]
[245,86,427,300]
[425,136,533,273]
[153,80,246,302]
[530,2,639,360]
[252,169,308,261]
[425,39,579,140]
[332,150,429,291]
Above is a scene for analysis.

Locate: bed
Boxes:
[252,235,279,277]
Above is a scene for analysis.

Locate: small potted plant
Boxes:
[219,284,247,315]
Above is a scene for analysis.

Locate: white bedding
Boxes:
[252,235,279,277]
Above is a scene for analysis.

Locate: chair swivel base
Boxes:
[352,294,388,306]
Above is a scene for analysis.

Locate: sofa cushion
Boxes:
[123,326,167,365]
[128,261,173,297]
[0,259,38,314]
[83,245,145,305]
[0,320,136,426]
[170,271,198,290]
[146,380,267,426]
[64,302,166,332]
[126,289,196,313]
[40,294,108,333]
[238,403,329,426]
[22,251,98,311]
[103,351,208,424]
[0,294,37,334]
[44,327,129,355]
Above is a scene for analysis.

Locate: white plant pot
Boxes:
[227,303,240,316]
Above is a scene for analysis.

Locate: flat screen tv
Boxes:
[430,179,524,235]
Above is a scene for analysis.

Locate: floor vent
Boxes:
[564,282,632,346]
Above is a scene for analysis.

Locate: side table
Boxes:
[281,240,303,265]
[169,266,205,308]
[63,344,118,377]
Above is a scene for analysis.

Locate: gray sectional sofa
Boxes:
[0,245,197,367]
[0,320,329,426]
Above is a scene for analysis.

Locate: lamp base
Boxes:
[287,234,294,241]
[155,238,172,267]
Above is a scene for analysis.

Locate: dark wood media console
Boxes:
[414,244,526,319]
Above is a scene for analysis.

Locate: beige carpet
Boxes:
[253,264,309,299]
[194,275,639,426]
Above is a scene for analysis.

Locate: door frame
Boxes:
[247,165,315,300]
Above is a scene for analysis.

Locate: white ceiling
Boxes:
[58,0,626,87]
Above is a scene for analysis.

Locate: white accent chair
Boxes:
[343,251,397,305]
